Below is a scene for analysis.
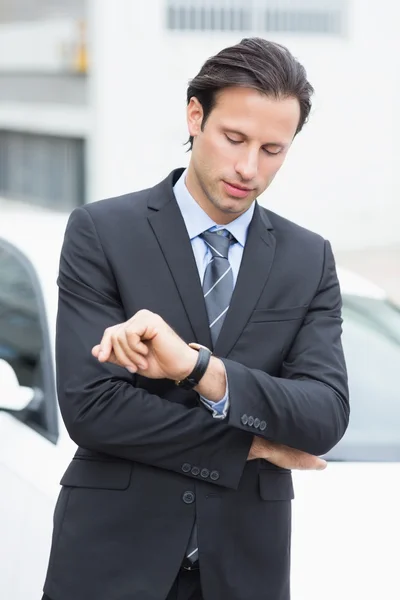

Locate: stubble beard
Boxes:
[201,177,244,216]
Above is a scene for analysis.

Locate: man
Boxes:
[42,38,349,600]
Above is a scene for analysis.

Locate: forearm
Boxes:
[194,356,227,401]
[58,365,251,490]
[222,357,349,456]
[221,239,350,456]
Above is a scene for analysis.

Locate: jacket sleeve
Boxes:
[56,206,252,490]
[223,240,350,456]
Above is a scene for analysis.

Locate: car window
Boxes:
[0,239,58,442]
[327,294,400,462]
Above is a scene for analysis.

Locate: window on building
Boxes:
[0,130,85,210]
[0,0,85,23]
[165,0,348,36]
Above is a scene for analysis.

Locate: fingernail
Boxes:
[137,363,146,370]
[98,351,105,361]
[126,366,136,373]
[317,461,327,471]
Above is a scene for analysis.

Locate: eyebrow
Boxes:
[225,128,286,148]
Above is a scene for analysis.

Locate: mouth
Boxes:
[224,181,253,191]
[222,181,255,199]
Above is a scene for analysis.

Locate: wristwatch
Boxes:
[175,344,212,390]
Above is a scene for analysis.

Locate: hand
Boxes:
[92,310,198,381]
[248,436,327,471]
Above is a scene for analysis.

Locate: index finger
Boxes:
[97,325,119,361]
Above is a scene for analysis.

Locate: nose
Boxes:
[235,148,258,182]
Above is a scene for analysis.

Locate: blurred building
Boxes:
[0,0,399,253]
[0,0,87,210]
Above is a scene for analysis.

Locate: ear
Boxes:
[187,97,204,139]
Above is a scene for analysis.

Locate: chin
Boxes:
[221,201,247,214]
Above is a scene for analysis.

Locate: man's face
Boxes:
[186,86,301,224]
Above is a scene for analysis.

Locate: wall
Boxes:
[0,1,397,250]
[87,0,400,251]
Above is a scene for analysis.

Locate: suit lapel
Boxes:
[214,203,276,357]
[147,170,212,348]
[147,172,276,355]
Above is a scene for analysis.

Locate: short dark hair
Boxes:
[186,37,314,150]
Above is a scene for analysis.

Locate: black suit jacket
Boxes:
[43,169,349,600]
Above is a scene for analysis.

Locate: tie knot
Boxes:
[200,229,235,259]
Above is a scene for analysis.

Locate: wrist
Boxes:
[194,356,227,402]
[175,347,199,382]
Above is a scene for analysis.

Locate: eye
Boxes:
[225,135,242,145]
[262,147,282,156]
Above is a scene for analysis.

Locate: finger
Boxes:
[124,328,149,358]
[106,350,136,372]
[315,457,327,470]
[118,329,148,370]
[92,344,100,358]
[292,450,327,471]
[112,328,150,371]
[105,350,137,374]
[98,326,119,361]
[269,444,327,471]
[129,313,159,341]
[134,340,149,356]
[111,331,139,371]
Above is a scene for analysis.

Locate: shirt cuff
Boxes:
[200,393,229,420]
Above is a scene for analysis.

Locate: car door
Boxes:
[291,294,400,600]
[0,238,73,600]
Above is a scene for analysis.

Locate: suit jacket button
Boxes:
[201,468,210,479]
[182,491,195,504]
[254,418,261,429]
[191,466,200,476]
[182,463,191,473]
[210,470,220,481]
[259,421,267,431]
[248,416,254,427]
[241,414,249,425]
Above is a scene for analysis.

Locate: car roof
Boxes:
[0,200,69,332]
[0,199,388,303]
[0,199,68,279]
[337,266,386,300]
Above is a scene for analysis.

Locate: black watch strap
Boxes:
[175,346,212,390]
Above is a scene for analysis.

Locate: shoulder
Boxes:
[82,186,152,222]
[262,206,325,245]
[73,168,182,232]
[260,206,328,257]
[64,185,156,246]
[258,206,333,283]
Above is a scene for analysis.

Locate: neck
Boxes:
[185,163,241,225]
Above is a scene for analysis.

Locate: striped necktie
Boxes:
[200,228,236,348]
[182,228,236,570]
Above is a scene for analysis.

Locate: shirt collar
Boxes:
[173,169,255,247]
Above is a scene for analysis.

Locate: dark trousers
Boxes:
[42,568,203,600]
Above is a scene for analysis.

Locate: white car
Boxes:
[0,202,399,600]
